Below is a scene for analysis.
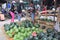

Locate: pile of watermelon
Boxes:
[4,20,43,40]
[4,20,60,40]
[25,28,60,40]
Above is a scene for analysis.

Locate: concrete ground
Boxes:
[0,19,18,40]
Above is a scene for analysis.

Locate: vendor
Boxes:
[10,1,16,22]
[17,3,22,21]
[29,1,36,23]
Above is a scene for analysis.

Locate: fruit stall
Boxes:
[2,10,60,40]
[3,19,60,40]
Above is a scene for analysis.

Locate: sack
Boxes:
[0,14,5,20]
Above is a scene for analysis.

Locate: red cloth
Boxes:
[32,32,37,37]
[42,7,47,14]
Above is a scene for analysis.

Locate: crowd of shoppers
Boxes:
[0,1,41,23]
[0,0,60,23]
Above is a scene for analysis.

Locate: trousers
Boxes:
[15,11,21,21]
[10,11,14,22]
[31,13,35,21]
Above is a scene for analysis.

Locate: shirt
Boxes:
[2,3,6,9]
[7,3,11,8]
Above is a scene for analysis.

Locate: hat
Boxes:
[12,1,16,3]
[20,0,23,3]
[22,10,25,12]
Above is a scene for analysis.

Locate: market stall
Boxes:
[1,9,59,40]
[3,20,60,40]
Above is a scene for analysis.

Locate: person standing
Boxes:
[2,3,7,14]
[57,4,60,11]
[35,4,41,15]
[2,3,6,10]
[7,2,11,12]
[29,1,36,23]
[42,5,47,14]
[10,1,16,22]
[16,3,22,21]
[35,4,41,11]
[54,4,60,32]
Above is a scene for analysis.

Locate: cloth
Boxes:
[7,3,11,8]
[17,14,21,21]
[2,8,6,14]
[28,6,35,13]
[35,4,40,11]
[57,7,60,11]
[17,3,22,13]
[12,1,16,3]
[54,22,60,32]
[32,32,37,37]
[10,3,16,12]
[31,12,35,21]
[2,3,6,9]
[15,11,21,21]
[42,7,47,14]
[10,11,14,22]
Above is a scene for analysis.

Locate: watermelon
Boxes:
[47,28,53,33]
[4,24,10,31]
[35,24,40,28]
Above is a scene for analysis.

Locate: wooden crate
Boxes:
[57,13,60,22]
[46,22,54,26]
[35,19,55,30]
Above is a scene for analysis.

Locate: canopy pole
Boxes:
[54,0,56,23]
